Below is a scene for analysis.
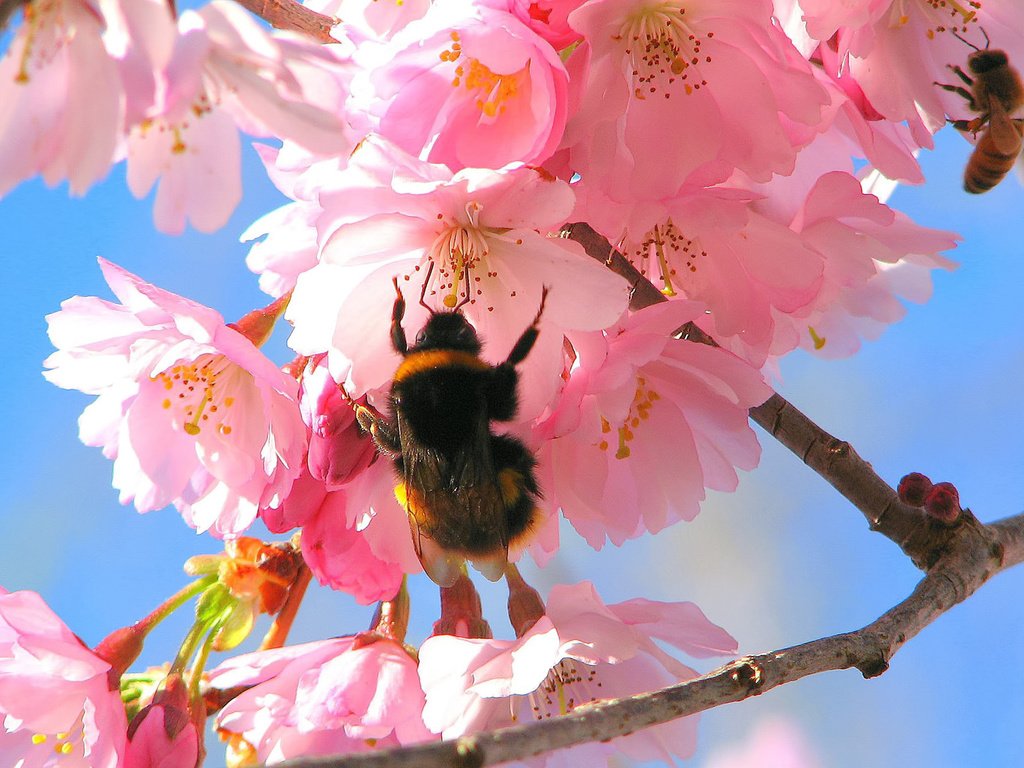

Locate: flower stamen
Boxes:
[598,376,659,460]
[616,1,711,99]
[890,0,982,37]
[426,202,491,308]
[626,219,702,295]
[153,354,238,438]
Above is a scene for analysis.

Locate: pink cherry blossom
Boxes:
[242,145,323,298]
[0,589,127,768]
[287,137,630,420]
[807,60,924,185]
[798,0,1024,141]
[124,674,199,768]
[780,170,958,357]
[501,0,586,50]
[419,581,736,765]
[209,636,435,764]
[726,161,958,360]
[533,301,771,550]
[43,258,307,537]
[368,0,569,170]
[125,0,353,234]
[124,709,198,768]
[309,0,430,41]
[298,356,377,489]
[0,0,128,197]
[259,355,413,600]
[576,180,824,363]
[266,466,408,604]
[562,0,828,199]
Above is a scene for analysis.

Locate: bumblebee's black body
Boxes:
[355,280,546,586]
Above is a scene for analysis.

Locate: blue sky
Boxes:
[1,122,1022,767]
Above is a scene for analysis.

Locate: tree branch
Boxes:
[232,0,337,42]
[265,223,1022,768]
[564,222,963,568]
[274,511,1024,768]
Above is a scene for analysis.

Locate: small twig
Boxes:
[232,0,337,42]
[0,0,28,32]
[747,394,965,568]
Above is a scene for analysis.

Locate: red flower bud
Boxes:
[897,472,933,507]
[923,482,961,524]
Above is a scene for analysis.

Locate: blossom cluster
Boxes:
[5,0,1018,763]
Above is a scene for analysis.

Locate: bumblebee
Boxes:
[939,38,1024,193]
[353,272,546,587]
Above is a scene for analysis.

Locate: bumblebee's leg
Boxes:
[337,383,402,455]
[390,277,408,355]
[502,286,549,367]
[487,287,549,420]
[354,403,402,456]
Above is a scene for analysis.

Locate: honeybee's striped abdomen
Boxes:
[964,122,1024,193]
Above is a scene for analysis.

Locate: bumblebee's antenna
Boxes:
[453,262,473,312]
[419,261,435,311]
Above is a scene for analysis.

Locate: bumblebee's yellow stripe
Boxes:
[394,349,490,382]
[498,468,525,507]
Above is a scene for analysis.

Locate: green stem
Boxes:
[139,577,215,636]
[190,620,221,700]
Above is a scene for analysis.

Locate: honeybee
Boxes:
[352,270,545,587]
[939,40,1024,194]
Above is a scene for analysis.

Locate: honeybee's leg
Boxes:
[936,80,977,107]
[948,63,974,87]
[390,277,408,355]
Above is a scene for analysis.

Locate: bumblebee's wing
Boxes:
[397,409,509,584]
[986,96,1023,154]
[397,447,465,587]
[451,438,512,582]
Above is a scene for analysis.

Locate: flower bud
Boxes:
[923,482,961,524]
[897,472,933,507]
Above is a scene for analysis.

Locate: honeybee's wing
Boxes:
[985,95,1024,154]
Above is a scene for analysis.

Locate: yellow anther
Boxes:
[809,326,827,350]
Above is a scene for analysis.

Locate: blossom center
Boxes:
[442,32,525,119]
[625,219,704,297]
[616,1,713,99]
[598,376,660,460]
[889,0,981,39]
[153,353,239,437]
[517,660,604,720]
[422,201,507,309]
[30,714,86,760]
[12,0,61,84]
[135,94,214,155]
